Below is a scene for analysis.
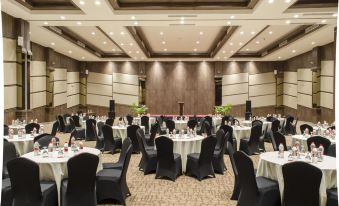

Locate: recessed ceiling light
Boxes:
[128,51,132,54]
[43,22,48,25]
[269,31,273,34]
[240,31,244,35]
[95,0,101,5]
[230,15,235,19]
[134,21,138,25]
[68,50,72,54]
[193,48,197,52]
[321,19,327,23]
[333,13,337,17]
[278,56,281,59]
[109,32,114,35]
[81,56,85,59]
[160,32,164,35]
[292,50,296,53]
[227,21,231,25]
[136,51,140,54]
[285,0,291,3]
[239,42,243,45]
[251,31,255,35]
[222,50,226,53]
[180,17,185,20]
[268,0,274,4]
[180,20,185,24]
[103,41,107,44]
[51,42,55,46]
[294,14,299,18]
[79,0,85,5]
[77,21,82,25]
[163,48,167,51]
[256,41,260,44]
[112,48,116,51]
[129,43,133,46]
[120,31,125,35]
[285,20,291,24]
[91,32,95,35]
[60,16,65,20]
[199,31,204,35]
[162,41,166,44]
[229,42,233,46]
[131,16,136,20]
[196,41,200,44]
[311,41,315,45]
[120,43,124,46]
[230,50,234,53]
[246,48,249,51]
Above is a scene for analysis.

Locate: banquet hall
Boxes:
[0,0,338,205]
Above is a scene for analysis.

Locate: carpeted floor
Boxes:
[43,120,301,206]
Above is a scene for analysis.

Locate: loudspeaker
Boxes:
[108,111,115,119]
[245,112,252,120]
[109,100,115,112]
[246,100,251,113]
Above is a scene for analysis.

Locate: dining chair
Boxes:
[85,119,97,141]
[1,177,13,206]
[271,132,289,151]
[300,123,314,134]
[306,136,331,154]
[127,125,141,153]
[4,124,9,136]
[227,142,240,200]
[326,188,338,206]
[239,125,262,155]
[103,137,132,169]
[136,129,157,175]
[50,121,59,136]
[213,130,228,174]
[141,116,150,134]
[282,161,322,206]
[3,140,17,178]
[25,122,40,134]
[102,124,122,154]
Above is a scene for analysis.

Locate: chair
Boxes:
[4,124,9,136]
[221,115,232,126]
[204,116,213,129]
[327,144,336,157]
[7,158,58,206]
[66,118,76,133]
[198,120,212,136]
[300,124,314,134]
[72,115,81,127]
[271,119,281,134]
[266,116,274,122]
[85,119,97,141]
[33,133,50,143]
[284,115,295,135]
[165,119,175,132]
[25,123,40,134]
[233,151,281,206]
[252,120,263,127]
[251,120,265,151]
[57,115,67,133]
[282,161,322,206]
[227,142,240,200]
[102,124,122,154]
[146,123,159,146]
[219,125,237,153]
[51,121,59,136]
[136,130,157,175]
[186,135,216,181]
[127,125,141,153]
[271,132,289,151]
[136,128,154,151]
[140,116,150,134]
[103,137,132,169]
[2,177,13,206]
[35,135,59,149]
[306,136,332,154]
[61,153,99,206]
[292,118,298,135]
[63,113,72,123]
[155,136,182,181]
[96,144,133,205]
[239,125,262,155]
[187,119,198,130]
[213,130,228,174]
[105,118,114,126]
[3,140,17,178]
[97,121,105,139]
[126,115,133,125]
[327,188,338,206]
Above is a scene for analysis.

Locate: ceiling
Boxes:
[1,0,337,62]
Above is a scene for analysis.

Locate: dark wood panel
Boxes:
[2,12,17,39]
[145,61,215,115]
[31,42,46,61]
[221,61,275,75]
[320,42,335,61]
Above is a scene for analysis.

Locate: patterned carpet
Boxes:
[43,121,299,206]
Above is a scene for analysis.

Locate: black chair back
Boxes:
[266,116,274,122]
[282,161,322,206]
[126,115,133,125]
[33,133,50,143]
[284,115,295,134]
[25,123,40,134]
[7,158,43,205]
[68,118,76,131]
[328,144,336,157]
[251,120,263,127]
[68,130,77,146]
[141,116,150,133]
[65,153,99,205]
[271,119,280,133]
[4,124,9,136]
[51,121,59,136]
[85,119,97,141]
[306,136,332,154]
[221,115,232,126]
[249,124,262,144]
[3,140,17,178]
[198,136,217,166]
[117,137,132,165]
[187,119,198,129]
[105,118,114,126]
[220,125,233,143]
[215,129,225,151]
[233,151,259,205]
[72,115,81,127]
[127,125,141,153]
[36,135,59,149]
[227,141,239,200]
[165,120,175,132]
[204,116,213,129]
[149,123,159,144]
[120,144,133,184]
[57,115,66,132]
[272,132,288,151]
[97,121,105,137]
[102,124,115,152]
[300,124,314,134]
[155,136,175,171]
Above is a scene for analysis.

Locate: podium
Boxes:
[178,102,184,116]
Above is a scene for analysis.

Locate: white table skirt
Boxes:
[112,126,145,141]
[291,135,336,150]
[22,147,103,205]
[175,121,188,131]
[5,135,34,156]
[232,126,251,150]
[170,134,203,172]
[257,151,337,206]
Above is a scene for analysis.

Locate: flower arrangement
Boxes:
[214,104,232,115]
[130,103,148,115]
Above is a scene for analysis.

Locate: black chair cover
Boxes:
[300,123,314,134]
[51,121,59,136]
[85,119,97,141]
[105,118,114,126]
[306,136,332,154]
[126,115,133,125]
[72,115,81,127]
[102,124,122,154]
[213,130,228,174]
[141,116,150,134]
[4,124,9,136]
[239,125,262,155]
[271,132,288,151]
[25,123,40,134]
[136,129,157,175]
[227,142,240,200]
[3,140,17,178]
[127,125,141,153]
[103,137,132,169]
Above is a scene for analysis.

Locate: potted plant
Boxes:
[130,103,148,115]
[214,104,232,116]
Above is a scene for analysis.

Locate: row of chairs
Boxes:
[4,123,41,136]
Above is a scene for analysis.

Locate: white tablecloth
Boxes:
[232,126,251,150]
[291,135,336,151]
[313,126,328,136]
[175,120,188,131]
[112,125,145,141]
[22,147,103,205]
[134,117,156,126]
[169,134,204,172]
[257,151,337,206]
[4,134,34,156]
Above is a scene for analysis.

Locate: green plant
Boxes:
[130,103,148,115]
[214,104,232,115]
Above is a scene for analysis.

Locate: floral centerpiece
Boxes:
[130,103,148,115]
[214,104,232,116]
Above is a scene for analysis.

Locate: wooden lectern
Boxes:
[178,102,184,116]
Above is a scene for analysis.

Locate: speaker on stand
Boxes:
[245,100,252,120]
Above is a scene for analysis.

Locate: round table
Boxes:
[112,125,145,141]
[5,134,34,156]
[134,117,156,125]
[8,125,26,134]
[232,126,251,150]
[257,151,337,206]
[291,135,336,151]
[22,147,103,205]
[174,120,188,131]
[168,134,204,172]
[313,126,329,136]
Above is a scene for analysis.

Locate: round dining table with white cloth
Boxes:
[232,126,251,150]
[313,126,329,136]
[174,120,188,131]
[8,124,26,134]
[134,117,156,126]
[256,151,337,206]
[112,125,145,141]
[291,135,336,150]
[166,134,204,172]
[4,134,34,156]
[22,147,103,205]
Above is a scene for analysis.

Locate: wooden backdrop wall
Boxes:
[145,61,215,115]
